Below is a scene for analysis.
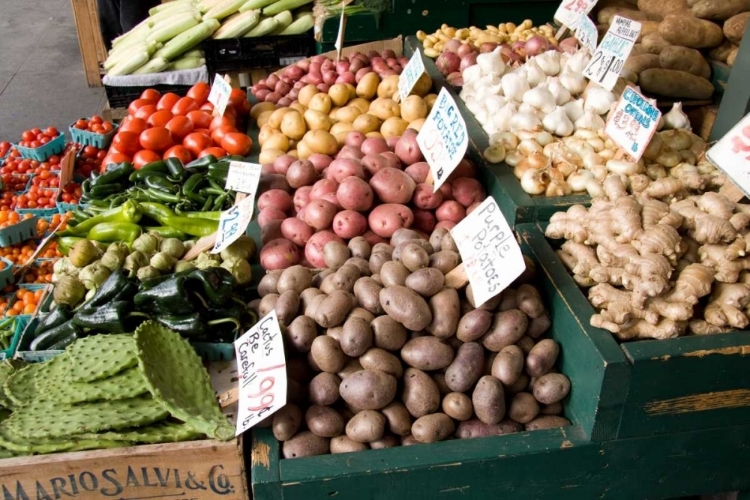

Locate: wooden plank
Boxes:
[70,0,103,87]
[86,0,108,63]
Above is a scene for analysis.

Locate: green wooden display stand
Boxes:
[711,21,750,141]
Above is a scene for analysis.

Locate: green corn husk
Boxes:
[243,16,278,36]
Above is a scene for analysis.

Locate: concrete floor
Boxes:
[0,0,107,142]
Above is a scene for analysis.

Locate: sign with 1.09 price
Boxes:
[554,0,598,29]
[604,86,661,162]
[582,15,641,91]
[416,87,468,192]
[234,310,287,436]
[211,195,255,255]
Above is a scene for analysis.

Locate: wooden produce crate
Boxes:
[519,222,750,439]
[403,36,592,227]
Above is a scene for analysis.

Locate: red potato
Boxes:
[310,179,340,201]
[327,158,365,182]
[333,210,368,239]
[412,183,443,209]
[305,199,338,230]
[387,136,400,150]
[287,160,318,188]
[436,200,466,223]
[260,174,291,193]
[337,177,374,211]
[261,163,276,174]
[448,159,477,181]
[318,192,341,208]
[296,206,306,220]
[258,207,287,228]
[261,219,284,245]
[362,154,391,176]
[345,131,366,149]
[467,201,482,215]
[405,162,430,183]
[294,186,312,212]
[258,189,293,212]
[379,152,403,170]
[361,137,389,155]
[368,204,414,237]
[412,208,437,234]
[308,153,333,173]
[336,146,365,161]
[435,221,457,231]
[281,217,315,246]
[362,230,387,246]
[452,177,486,207]
[306,231,344,267]
[261,238,301,270]
[395,134,424,165]
[438,182,454,201]
[370,167,416,204]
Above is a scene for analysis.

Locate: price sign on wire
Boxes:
[450,197,526,308]
[208,74,232,116]
[225,161,262,194]
[211,195,255,255]
[234,310,287,436]
[604,86,661,161]
[399,49,426,102]
[707,112,750,198]
[582,16,641,91]
[416,87,468,192]
[554,0,598,28]
[575,13,598,54]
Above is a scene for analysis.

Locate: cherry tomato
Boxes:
[44,127,59,137]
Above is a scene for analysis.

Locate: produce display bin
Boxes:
[14,134,66,163]
[0,317,25,360]
[519,222,750,438]
[202,34,315,76]
[0,257,15,289]
[104,84,193,109]
[0,216,37,248]
[68,120,118,149]
[403,36,591,227]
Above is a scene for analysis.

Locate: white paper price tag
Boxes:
[208,74,232,116]
[707,112,750,198]
[416,87,468,192]
[575,13,598,54]
[225,161,262,194]
[451,197,526,308]
[554,0,598,28]
[582,16,641,91]
[604,87,661,162]
[211,196,255,255]
[399,49,426,102]
[234,310,287,436]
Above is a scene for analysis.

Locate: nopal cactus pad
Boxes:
[4,363,44,406]
[135,321,234,441]
[3,395,169,440]
[83,420,203,444]
[0,360,27,409]
[0,424,127,454]
[66,334,138,383]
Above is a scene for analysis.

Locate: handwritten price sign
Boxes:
[582,15,641,91]
[605,87,661,161]
[707,112,750,198]
[399,49,426,102]
[416,87,468,191]
[211,195,255,255]
[450,197,526,308]
[225,161,262,194]
[555,0,598,28]
[575,13,598,54]
[208,74,232,116]
[234,310,287,436]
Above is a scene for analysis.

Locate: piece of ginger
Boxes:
[703,283,750,329]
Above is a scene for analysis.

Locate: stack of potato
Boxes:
[592,0,750,100]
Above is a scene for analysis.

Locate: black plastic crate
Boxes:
[104,83,193,109]
[202,34,315,75]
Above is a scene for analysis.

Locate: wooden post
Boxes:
[70,0,105,87]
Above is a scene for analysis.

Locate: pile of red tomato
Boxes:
[72,115,115,135]
[75,145,106,178]
[15,186,57,210]
[0,142,10,158]
[102,82,253,171]
[18,127,60,149]
[59,182,82,205]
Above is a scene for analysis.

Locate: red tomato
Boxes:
[157,92,181,111]
[128,98,155,116]
[211,125,236,146]
[183,132,213,157]
[186,110,212,129]
[221,133,253,156]
[111,131,141,156]
[209,115,235,132]
[172,97,199,116]
[139,127,174,153]
[119,117,148,135]
[74,119,89,130]
[199,147,227,158]
[100,153,131,172]
[90,115,104,124]
[133,150,162,169]
[134,104,158,121]
[163,145,193,164]
[21,131,35,142]
[187,82,210,105]
[193,128,211,137]
[45,127,59,137]
[140,88,161,102]
[165,116,194,142]
[147,109,174,128]
[200,102,214,112]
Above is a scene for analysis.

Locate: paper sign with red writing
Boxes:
[582,16,641,91]
[450,197,526,308]
[211,195,255,255]
[555,0,598,28]
[234,310,287,436]
[225,161,262,194]
[399,49,426,103]
[208,74,232,116]
[707,112,750,199]
[604,86,661,162]
[575,13,598,54]
[416,87,468,192]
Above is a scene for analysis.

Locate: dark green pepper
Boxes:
[138,268,193,291]
[31,320,82,351]
[207,162,229,185]
[34,305,73,337]
[144,174,179,194]
[129,161,167,181]
[154,313,205,338]
[185,155,217,170]
[134,275,195,315]
[73,301,145,332]
[187,268,233,307]
[91,162,134,187]
[86,270,129,308]
[90,183,125,198]
[165,157,186,182]
[48,332,82,351]
[181,173,205,204]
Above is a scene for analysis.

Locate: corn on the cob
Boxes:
[239,0,278,12]
[243,16,278,36]
[169,56,207,70]
[149,0,196,16]
[181,48,205,59]
[278,12,313,35]
[160,19,220,60]
[111,18,153,48]
[108,50,150,76]
[198,0,225,13]
[269,10,293,33]
[212,10,261,38]
[203,0,247,20]
[149,3,200,23]
[262,0,312,16]
[105,41,158,70]
[146,13,201,44]
[133,57,170,75]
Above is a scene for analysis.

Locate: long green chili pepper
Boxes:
[139,202,175,224]
[144,174,179,193]
[182,211,223,220]
[163,215,218,237]
[62,200,142,236]
[201,195,214,212]
[87,222,143,244]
